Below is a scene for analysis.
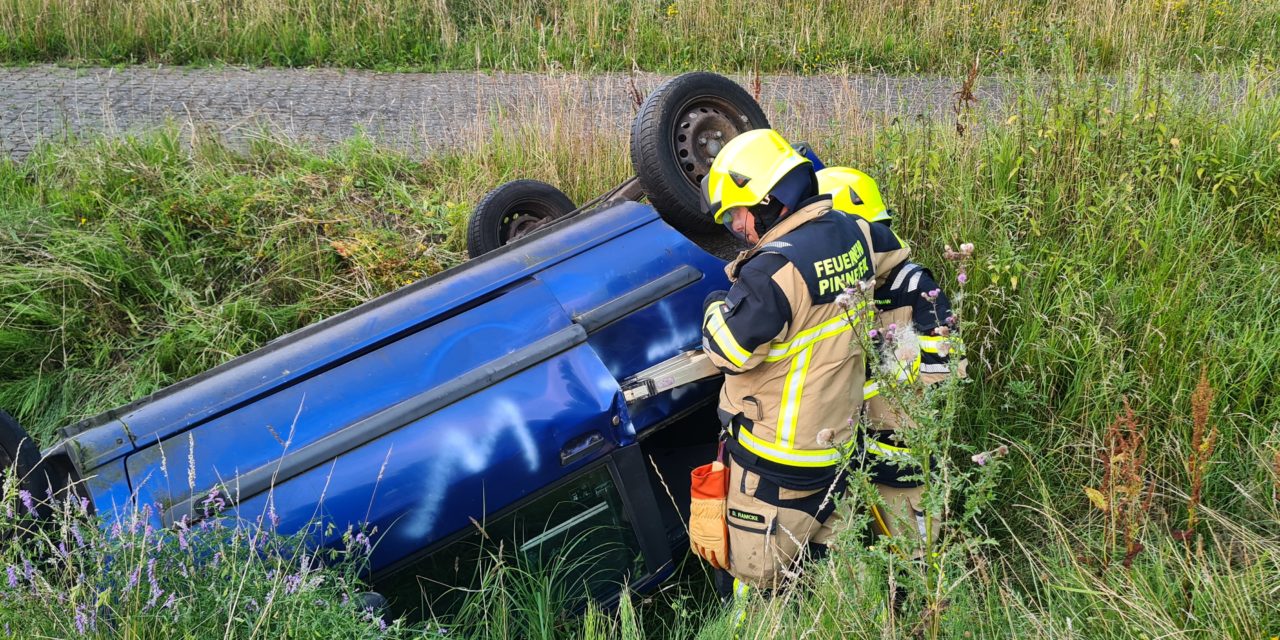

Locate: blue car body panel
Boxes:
[54,200,730,577]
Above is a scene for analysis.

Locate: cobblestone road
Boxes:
[1,66,1028,161]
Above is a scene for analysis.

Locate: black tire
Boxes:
[466,180,576,259]
[630,72,771,234]
[1,410,50,505]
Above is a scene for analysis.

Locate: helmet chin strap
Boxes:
[749,195,787,237]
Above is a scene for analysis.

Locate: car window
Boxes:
[376,463,645,620]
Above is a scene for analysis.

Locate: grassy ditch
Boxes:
[1,0,1278,73]
[1,70,1279,637]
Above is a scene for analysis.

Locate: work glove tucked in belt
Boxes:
[689,451,730,570]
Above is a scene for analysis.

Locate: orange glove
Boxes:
[689,459,730,570]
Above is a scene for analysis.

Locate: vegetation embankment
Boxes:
[1,0,1278,73]
[1,69,1278,637]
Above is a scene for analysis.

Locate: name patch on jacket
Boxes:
[812,241,869,296]
[729,508,765,523]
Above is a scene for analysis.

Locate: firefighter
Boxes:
[816,166,966,558]
[696,130,910,596]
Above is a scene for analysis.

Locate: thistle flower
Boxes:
[834,291,854,309]
[957,273,968,284]
[971,444,1009,466]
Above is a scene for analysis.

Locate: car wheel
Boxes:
[1,410,50,509]
[466,180,577,259]
[630,72,771,234]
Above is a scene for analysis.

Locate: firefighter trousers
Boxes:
[724,457,847,588]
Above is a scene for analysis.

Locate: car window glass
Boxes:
[377,464,645,621]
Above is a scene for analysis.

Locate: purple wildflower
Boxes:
[71,524,85,548]
[22,559,34,581]
[57,542,68,558]
[957,273,968,284]
[75,608,87,634]
[78,496,90,515]
[6,565,18,588]
[127,567,140,590]
[868,329,879,339]
[164,593,176,609]
[18,489,35,516]
[177,528,188,551]
[285,573,303,594]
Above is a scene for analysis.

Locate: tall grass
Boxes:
[2,69,1278,636]
[1,0,1278,73]
[0,469,401,638]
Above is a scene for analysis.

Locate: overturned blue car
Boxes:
[2,72,796,616]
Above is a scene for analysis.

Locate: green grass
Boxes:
[1,0,1279,73]
[1,471,402,638]
[2,69,1279,637]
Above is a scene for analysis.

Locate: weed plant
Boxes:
[1,0,1278,73]
[1,69,1278,637]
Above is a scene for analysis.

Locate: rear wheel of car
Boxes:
[1,410,50,508]
[630,72,771,234]
[466,180,576,258]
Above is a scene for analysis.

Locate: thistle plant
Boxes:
[832,240,1006,639]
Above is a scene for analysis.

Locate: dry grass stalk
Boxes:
[1085,399,1153,569]
[1176,367,1219,543]
[953,54,981,136]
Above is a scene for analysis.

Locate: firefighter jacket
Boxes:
[701,196,910,489]
[862,252,963,405]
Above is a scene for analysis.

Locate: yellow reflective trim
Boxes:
[894,353,921,383]
[765,305,865,362]
[865,439,913,458]
[733,578,750,599]
[863,381,880,400]
[705,303,750,367]
[736,428,844,467]
[919,335,947,354]
[777,345,812,447]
